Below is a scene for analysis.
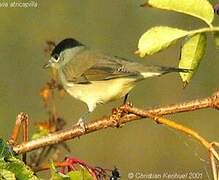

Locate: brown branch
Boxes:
[8,112,29,163]
[12,91,219,154]
[8,112,29,146]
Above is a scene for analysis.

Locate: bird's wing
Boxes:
[83,59,140,82]
[61,49,141,84]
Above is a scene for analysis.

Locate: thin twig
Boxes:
[122,106,215,152]
[210,152,218,180]
[8,112,29,163]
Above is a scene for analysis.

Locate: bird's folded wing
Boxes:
[62,56,139,84]
[83,63,138,82]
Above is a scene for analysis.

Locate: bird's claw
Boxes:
[124,102,133,107]
[77,118,86,133]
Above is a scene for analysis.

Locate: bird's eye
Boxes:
[53,54,59,61]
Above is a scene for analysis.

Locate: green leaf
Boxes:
[50,161,70,180]
[0,139,14,159]
[0,169,16,180]
[137,26,188,57]
[66,171,82,180]
[179,33,207,85]
[31,128,50,140]
[0,140,38,180]
[49,160,93,180]
[67,169,94,180]
[50,172,70,180]
[213,31,219,48]
[0,157,38,180]
[148,0,214,26]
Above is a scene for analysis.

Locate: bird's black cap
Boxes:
[51,38,83,58]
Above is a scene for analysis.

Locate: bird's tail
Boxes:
[140,66,191,79]
[159,66,191,74]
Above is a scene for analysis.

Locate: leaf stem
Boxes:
[187,26,219,36]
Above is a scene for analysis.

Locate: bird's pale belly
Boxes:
[64,78,136,111]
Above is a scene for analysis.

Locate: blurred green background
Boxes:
[0,0,219,179]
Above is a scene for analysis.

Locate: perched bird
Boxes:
[44,38,188,128]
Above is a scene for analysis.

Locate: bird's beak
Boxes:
[43,59,53,69]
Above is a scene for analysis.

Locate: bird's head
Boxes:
[44,38,83,69]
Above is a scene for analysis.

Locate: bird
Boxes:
[44,38,189,129]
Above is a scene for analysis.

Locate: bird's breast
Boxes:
[64,78,136,105]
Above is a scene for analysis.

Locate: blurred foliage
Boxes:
[49,160,94,180]
[49,157,117,180]
[0,139,38,180]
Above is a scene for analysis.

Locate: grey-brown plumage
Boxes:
[59,47,188,84]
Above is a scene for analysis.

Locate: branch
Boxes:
[122,107,219,159]
[12,91,219,154]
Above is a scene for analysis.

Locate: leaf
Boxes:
[0,140,38,180]
[179,33,207,85]
[0,157,38,180]
[0,159,33,180]
[0,169,16,180]
[67,169,94,180]
[31,128,50,140]
[137,26,188,57]
[147,0,214,26]
[213,31,219,48]
[0,139,14,159]
[50,161,70,180]
[50,171,70,180]
[49,160,94,180]
[66,171,82,180]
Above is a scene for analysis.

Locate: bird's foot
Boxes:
[77,118,86,133]
[111,107,125,128]
[120,102,133,114]
[123,102,133,107]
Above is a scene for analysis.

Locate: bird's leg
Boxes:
[77,111,90,132]
[123,93,133,107]
[123,93,129,105]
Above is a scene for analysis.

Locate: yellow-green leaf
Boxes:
[214,31,219,48]
[0,139,13,159]
[0,169,16,180]
[50,160,70,180]
[0,157,38,180]
[49,160,93,180]
[179,33,207,85]
[148,0,214,26]
[67,169,94,180]
[31,128,50,140]
[137,26,188,57]
[0,140,38,180]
